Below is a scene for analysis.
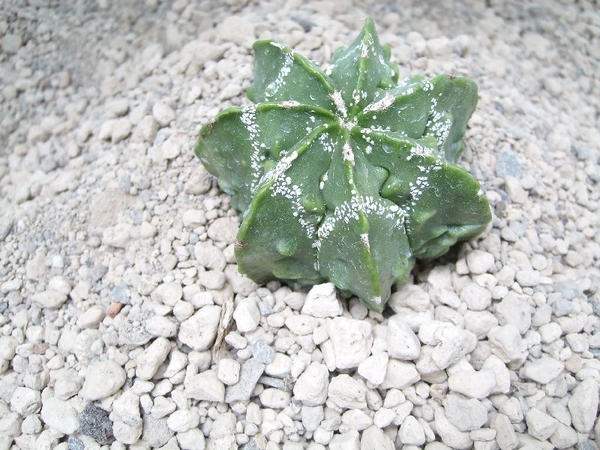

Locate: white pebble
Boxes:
[378,359,420,390]
[217,358,241,386]
[431,326,477,370]
[152,102,176,126]
[293,362,329,406]
[80,360,126,400]
[328,374,367,409]
[525,408,558,441]
[10,387,41,416]
[179,305,221,351]
[360,425,395,450]
[357,352,389,386]
[521,357,564,384]
[448,368,497,399]
[151,282,183,306]
[184,370,224,402]
[398,415,426,445]
[167,409,199,433]
[136,337,172,380]
[568,377,598,433]
[460,281,492,311]
[387,315,421,360]
[259,388,291,409]
[301,282,343,317]
[233,297,261,333]
[443,394,488,431]
[466,250,495,274]
[40,397,79,434]
[327,317,373,370]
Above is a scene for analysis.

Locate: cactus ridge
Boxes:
[194,18,492,312]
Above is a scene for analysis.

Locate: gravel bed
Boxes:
[0,0,599,449]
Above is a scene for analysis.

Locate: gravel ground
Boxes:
[1,1,599,449]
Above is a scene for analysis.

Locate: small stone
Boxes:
[446,369,497,398]
[79,403,114,445]
[361,425,395,450]
[225,358,265,403]
[113,419,142,444]
[152,282,183,306]
[102,223,133,248]
[488,324,526,363]
[328,374,367,409]
[379,359,420,390]
[194,241,227,271]
[516,270,541,287]
[357,352,389,386]
[525,408,559,441]
[497,294,532,334]
[217,358,241,385]
[490,413,519,450]
[550,423,578,449]
[342,409,372,431]
[265,352,292,378]
[482,355,511,394]
[178,305,221,351]
[329,430,360,450]
[435,407,473,449]
[431,326,477,370]
[327,317,373,370]
[301,405,324,432]
[387,315,421,360]
[111,118,132,143]
[185,370,225,402]
[389,284,430,312]
[293,362,329,406]
[136,337,172,380]
[81,360,126,400]
[539,322,563,344]
[41,397,79,435]
[443,394,488,431]
[521,357,564,384]
[398,415,426,445]
[112,390,141,427]
[145,315,178,337]
[161,135,182,159]
[568,378,598,433]
[217,16,256,46]
[207,217,238,244]
[460,282,492,311]
[153,102,176,126]
[504,176,528,203]
[10,387,42,415]
[132,115,159,143]
[31,290,67,308]
[260,388,291,409]
[284,316,317,338]
[177,428,206,450]
[167,409,199,433]
[466,250,495,274]
[233,297,261,333]
[142,414,174,447]
[2,34,22,53]
[77,306,105,329]
[301,283,343,317]
[198,270,225,290]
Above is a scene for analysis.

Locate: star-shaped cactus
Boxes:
[194,18,491,312]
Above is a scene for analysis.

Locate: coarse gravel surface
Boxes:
[1,1,599,449]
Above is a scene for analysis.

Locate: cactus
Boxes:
[194,18,491,312]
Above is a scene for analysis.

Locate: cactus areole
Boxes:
[194,18,491,312]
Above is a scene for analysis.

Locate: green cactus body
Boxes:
[194,18,491,312]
